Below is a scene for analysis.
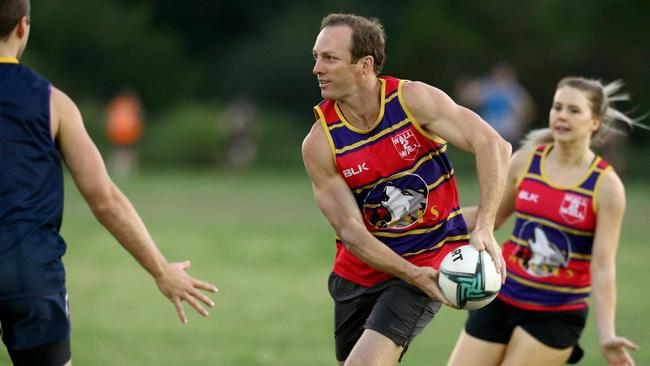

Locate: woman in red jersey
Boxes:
[447,77,645,366]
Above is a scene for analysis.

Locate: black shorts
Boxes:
[0,291,71,366]
[465,297,588,349]
[329,272,441,362]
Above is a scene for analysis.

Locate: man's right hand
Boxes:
[409,266,451,306]
[471,228,506,283]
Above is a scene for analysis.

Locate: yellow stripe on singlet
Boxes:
[333,232,470,258]
[372,209,464,238]
[352,146,449,194]
[385,91,399,104]
[427,170,454,191]
[328,89,400,132]
[514,212,593,237]
[523,173,596,196]
[592,164,612,213]
[401,234,470,257]
[509,236,592,260]
[570,252,593,260]
[502,296,589,308]
[328,122,345,130]
[537,145,601,194]
[334,117,411,154]
[314,106,338,164]
[359,167,454,198]
[506,272,591,294]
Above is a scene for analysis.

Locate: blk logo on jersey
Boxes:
[559,193,588,224]
[518,190,539,203]
[391,129,421,160]
[343,162,369,177]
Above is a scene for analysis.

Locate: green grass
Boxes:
[1,172,648,365]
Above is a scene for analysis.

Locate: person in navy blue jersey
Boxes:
[0,1,217,365]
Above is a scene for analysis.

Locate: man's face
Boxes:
[312,25,362,100]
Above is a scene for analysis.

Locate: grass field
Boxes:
[1,171,648,365]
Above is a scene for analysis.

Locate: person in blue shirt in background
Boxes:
[457,63,536,148]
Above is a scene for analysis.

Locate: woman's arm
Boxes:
[591,170,638,366]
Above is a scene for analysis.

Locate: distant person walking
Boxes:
[0,2,217,365]
[218,95,258,172]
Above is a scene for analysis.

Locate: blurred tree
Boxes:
[18,0,649,172]
[24,0,197,111]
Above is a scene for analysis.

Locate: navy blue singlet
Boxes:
[0,59,66,299]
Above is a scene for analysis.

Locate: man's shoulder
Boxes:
[304,118,326,143]
[302,120,337,175]
[302,121,326,150]
[4,63,50,93]
[19,64,51,88]
[400,80,442,99]
[399,80,447,115]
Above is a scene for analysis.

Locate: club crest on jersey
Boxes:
[515,223,570,277]
[391,129,421,161]
[559,193,588,224]
[362,173,428,229]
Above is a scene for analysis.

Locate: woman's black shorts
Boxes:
[465,297,588,349]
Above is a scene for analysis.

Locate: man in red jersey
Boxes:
[302,13,511,365]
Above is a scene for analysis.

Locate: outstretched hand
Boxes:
[601,335,638,366]
[470,228,506,283]
[155,261,219,324]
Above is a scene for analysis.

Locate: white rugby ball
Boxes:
[438,245,501,310]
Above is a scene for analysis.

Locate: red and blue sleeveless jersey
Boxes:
[499,144,610,311]
[0,58,66,299]
[313,76,469,286]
